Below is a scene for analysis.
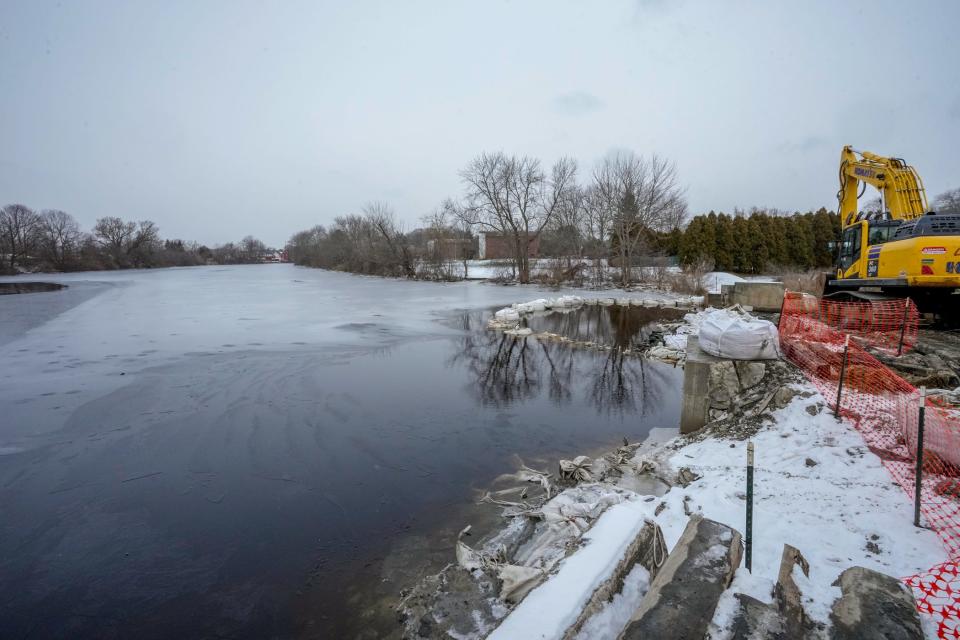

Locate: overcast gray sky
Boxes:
[2,0,958,247]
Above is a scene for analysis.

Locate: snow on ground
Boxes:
[652,387,945,637]
[703,271,745,293]
[702,271,779,294]
[494,384,946,639]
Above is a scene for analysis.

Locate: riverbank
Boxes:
[398,298,948,639]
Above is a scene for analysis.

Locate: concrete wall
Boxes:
[716,281,786,312]
[680,336,769,434]
[680,336,725,434]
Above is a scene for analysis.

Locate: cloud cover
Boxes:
[1,0,958,246]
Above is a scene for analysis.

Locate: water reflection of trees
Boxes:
[531,304,684,351]
[450,325,576,407]
[450,309,676,415]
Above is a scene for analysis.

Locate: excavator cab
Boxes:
[837,223,862,275]
[866,219,902,246]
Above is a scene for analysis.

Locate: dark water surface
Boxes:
[0,268,682,639]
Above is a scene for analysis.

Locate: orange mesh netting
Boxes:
[780,292,960,638]
[779,293,920,355]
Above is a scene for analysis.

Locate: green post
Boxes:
[746,441,754,573]
[914,387,927,528]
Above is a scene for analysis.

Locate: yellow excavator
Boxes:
[825,145,960,315]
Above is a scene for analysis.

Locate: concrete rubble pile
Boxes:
[397,440,926,639]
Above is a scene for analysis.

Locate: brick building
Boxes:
[477,232,540,260]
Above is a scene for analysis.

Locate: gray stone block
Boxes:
[620,515,742,640]
[829,566,923,640]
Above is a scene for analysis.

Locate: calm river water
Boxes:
[0,265,682,639]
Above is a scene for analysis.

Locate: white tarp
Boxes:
[698,306,780,360]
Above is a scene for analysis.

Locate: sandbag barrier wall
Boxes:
[779,293,960,639]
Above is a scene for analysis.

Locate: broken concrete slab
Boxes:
[735,360,767,389]
[620,515,742,640]
[774,544,811,633]
[727,544,818,640]
[488,501,661,640]
[566,521,667,639]
[728,593,790,640]
[829,566,923,640]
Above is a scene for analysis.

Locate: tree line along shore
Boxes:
[0,205,275,274]
[286,151,960,287]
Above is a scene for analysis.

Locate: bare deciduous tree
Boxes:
[593,152,687,286]
[240,235,267,262]
[0,203,42,271]
[364,201,414,277]
[420,204,469,280]
[128,220,161,266]
[933,188,960,214]
[93,217,162,267]
[93,216,137,266]
[454,152,577,283]
[39,209,83,270]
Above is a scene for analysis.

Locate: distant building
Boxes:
[260,250,289,263]
[477,232,539,260]
[426,238,476,260]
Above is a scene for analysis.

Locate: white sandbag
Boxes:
[558,456,593,483]
[514,298,549,313]
[498,565,545,604]
[552,295,583,308]
[698,306,780,360]
[456,526,484,571]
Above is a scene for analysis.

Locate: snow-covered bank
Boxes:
[404,381,947,639]
[657,392,944,637]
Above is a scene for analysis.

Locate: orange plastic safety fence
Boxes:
[780,292,960,638]
[779,293,920,355]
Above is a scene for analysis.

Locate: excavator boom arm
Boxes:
[837,145,928,228]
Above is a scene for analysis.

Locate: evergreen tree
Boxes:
[747,214,770,273]
[713,213,735,270]
[731,215,751,272]
[678,207,840,272]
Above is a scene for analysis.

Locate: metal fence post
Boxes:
[746,441,754,573]
[835,335,850,419]
[914,387,927,528]
[897,298,911,356]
